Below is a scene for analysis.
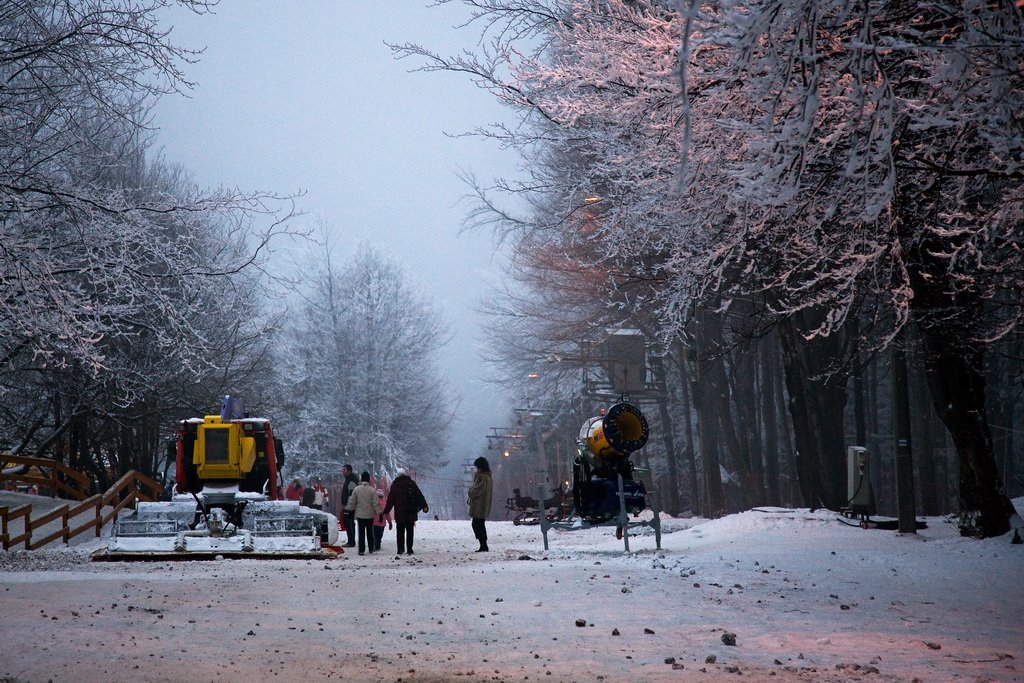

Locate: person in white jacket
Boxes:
[350,472,383,555]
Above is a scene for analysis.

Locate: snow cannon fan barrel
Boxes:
[581,402,649,466]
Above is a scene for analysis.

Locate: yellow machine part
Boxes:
[194,415,257,481]
[583,403,649,465]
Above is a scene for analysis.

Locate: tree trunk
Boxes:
[777,314,850,511]
[650,354,680,514]
[917,326,1018,537]
[655,396,680,514]
[761,339,782,506]
[691,310,725,516]
[729,346,766,508]
[678,358,700,514]
[912,353,941,516]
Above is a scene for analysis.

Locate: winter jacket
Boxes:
[468,470,493,519]
[285,483,303,501]
[374,508,392,528]
[313,484,328,507]
[383,474,426,525]
[374,490,391,527]
[301,487,316,507]
[350,481,383,520]
[341,473,358,511]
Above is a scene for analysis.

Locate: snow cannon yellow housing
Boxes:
[581,402,649,465]
[195,415,257,480]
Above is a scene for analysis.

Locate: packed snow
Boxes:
[1,495,1021,682]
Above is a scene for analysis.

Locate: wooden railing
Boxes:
[1,469,162,551]
[0,454,93,500]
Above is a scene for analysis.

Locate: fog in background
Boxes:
[153,3,516,480]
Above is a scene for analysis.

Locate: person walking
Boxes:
[340,464,358,547]
[350,472,382,555]
[373,489,392,552]
[383,468,428,555]
[467,456,494,552]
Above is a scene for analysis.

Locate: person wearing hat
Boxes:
[350,471,383,555]
[372,488,392,552]
[467,456,493,552]
[383,468,428,555]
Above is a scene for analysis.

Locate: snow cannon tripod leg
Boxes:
[540,483,551,550]
[617,474,630,553]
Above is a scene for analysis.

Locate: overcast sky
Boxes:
[153,2,518,472]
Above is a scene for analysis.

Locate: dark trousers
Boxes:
[373,525,385,551]
[396,522,415,553]
[472,517,488,549]
[344,510,355,545]
[357,518,374,553]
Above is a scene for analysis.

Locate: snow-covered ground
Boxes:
[1,497,1021,682]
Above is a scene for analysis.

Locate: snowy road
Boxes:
[1,510,1021,682]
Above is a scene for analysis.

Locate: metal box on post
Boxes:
[846,446,876,516]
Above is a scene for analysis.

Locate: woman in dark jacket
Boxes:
[467,456,493,552]
[383,469,427,555]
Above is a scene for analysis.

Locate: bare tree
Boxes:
[0,0,301,486]
[274,239,454,480]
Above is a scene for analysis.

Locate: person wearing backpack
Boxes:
[383,468,428,555]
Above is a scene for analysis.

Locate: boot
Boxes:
[476,542,488,553]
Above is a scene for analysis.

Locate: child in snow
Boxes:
[373,489,392,552]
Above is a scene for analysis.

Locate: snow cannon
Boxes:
[574,403,649,522]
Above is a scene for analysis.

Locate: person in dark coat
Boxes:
[383,468,427,555]
[467,456,493,552]
[340,464,358,547]
[301,485,316,507]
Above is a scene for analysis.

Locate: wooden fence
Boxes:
[1,468,161,551]
[0,453,93,500]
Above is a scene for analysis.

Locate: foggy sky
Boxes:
[153,2,516,471]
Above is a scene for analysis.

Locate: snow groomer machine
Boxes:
[93,396,339,560]
[540,401,661,551]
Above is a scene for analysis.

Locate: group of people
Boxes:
[333,456,495,557]
[284,477,330,511]
[339,464,430,555]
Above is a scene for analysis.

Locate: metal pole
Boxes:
[539,484,550,550]
[650,485,662,550]
[618,474,630,552]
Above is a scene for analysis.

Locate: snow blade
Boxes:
[92,497,340,561]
